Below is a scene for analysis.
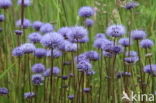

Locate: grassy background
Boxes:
[0,0,156,102]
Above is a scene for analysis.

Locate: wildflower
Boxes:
[14,30,23,35]
[24,92,35,99]
[0,14,5,22]
[40,23,54,33]
[103,51,113,58]
[143,64,156,76]
[84,19,94,27]
[0,88,9,95]
[131,30,147,40]
[85,51,99,61]
[17,0,31,7]
[0,0,12,9]
[60,40,77,52]
[125,51,138,57]
[124,1,139,10]
[40,32,64,49]
[46,49,62,58]
[32,63,45,73]
[95,33,106,39]
[20,43,35,54]
[124,57,139,64]
[119,38,131,47]
[32,74,44,85]
[28,32,42,43]
[12,46,24,56]
[16,18,31,29]
[68,95,74,100]
[83,88,91,93]
[76,60,92,71]
[34,48,47,58]
[32,21,43,31]
[78,6,95,17]
[140,39,154,49]
[58,27,71,39]
[106,24,126,37]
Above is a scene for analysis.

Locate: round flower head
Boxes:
[124,57,138,64]
[16,18,31,29]
[125,51,138,57]
[78,6,95,17]
[83,88,91,93]
[34,48,47,58]
[40,23,54,33]
[46,49,62,58]
[68,95,74,100]
[124,1,139,10]
[18,0,31,7]
[32,74,44,85]
[60,40,77,52]
[58,27,71,39]
[12,46,24,56]
[24,92,35,99]
[52,67,60,75]
[28,32,42,43]
[32,63,45,73]
[103,51,113,58]
[68,26,88,42]
[131,30,147,40]
[32,21,43,31]
[0,0,12,9]
[94,38,111,49]
[140,39,154,49]
[95,33,106,39]
[84,19,94,27]
[20,43,36,54]
[75,54,89,64]
[0,14,5,22]
[111,45,123,54]
[143,64,156,76]
[40,32,64,49]
[119,38,132,47]
[106,24,126,37]
[76,60,92,71]
[85,51,99,61]
[0,88,9,95]
[15,30,23,35]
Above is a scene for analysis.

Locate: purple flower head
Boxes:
[40,32,64,49]
[68,95,74,100]
[76,60,92,71]
[20,43,36,54]
[46,49,62,58]
[131,30,147,40]
[140,39,154,49]
[111,45,123,54]
[16,18,31,29]
[58,27,71,39]
[84,19,94,27]
[34,48,47,58]
[15,30,23,35]
[83,88,91,93]
[32,63,45,73]
[119,38,132,47]
[28,32,42,43]
[32,74,44,85]
[32,21,43,31]
[125,51,138,57]
[24,92,35,99]
[106,24,126,37]
[85,51,99,61]
[124,1,139,10]
[116,72,131,79]
[144,64,156,76]
[78,6,95,17]
[75,54,89,63]
[94,38,112,49]
[62,75,68,80]
[40,23,54,33]
[103,51,113,58]
[124,57,138,64]
[0,88,9,95]
[12,46,24,56]
[0,14,5,22]
[0,0,12,9]
[52,67,60,75]
[116,72,123,79]
[68,26,88,42]
[77,35,89,43]
[95,33,106,39]
[18,0,31,7]
[85,69,95,76]
[123,72,131,77]
[60,40,77,52]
